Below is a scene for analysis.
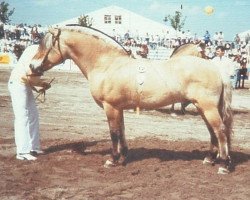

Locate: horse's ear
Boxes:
[48,27,60,37]
[198,42,206,50]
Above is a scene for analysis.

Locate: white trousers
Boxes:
[8,80,40,154]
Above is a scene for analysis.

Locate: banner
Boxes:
[0,54,10,64]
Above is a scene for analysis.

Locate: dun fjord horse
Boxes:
[170,42,207,114]
[30,26,233,174]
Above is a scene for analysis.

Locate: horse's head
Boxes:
[30,28,67,75]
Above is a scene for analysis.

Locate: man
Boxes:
[212,46,235,86]
[203,30,211,45]
[8,45,50,160]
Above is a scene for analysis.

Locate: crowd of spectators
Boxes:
[0,22,45,60]
[116,29,250,61]
[0,22,249,75]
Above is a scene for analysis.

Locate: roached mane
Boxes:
[60,24,130,54]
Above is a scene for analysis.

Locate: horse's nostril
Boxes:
[29,64,34,70]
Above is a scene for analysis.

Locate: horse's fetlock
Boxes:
[112,153,120,162]
[120,146,128,157]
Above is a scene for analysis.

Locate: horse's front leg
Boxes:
[103,103,128,167]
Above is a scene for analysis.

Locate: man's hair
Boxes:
[215,45,225,51]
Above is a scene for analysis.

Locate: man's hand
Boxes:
[42,82,51,90]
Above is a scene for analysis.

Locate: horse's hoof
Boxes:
[119,156,127,166]
[203,156,215,165]
[104,159,116,168]
[217,167,230,175]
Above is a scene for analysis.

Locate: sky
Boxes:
[5,0,250,41]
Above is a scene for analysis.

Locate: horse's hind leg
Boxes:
[199,106,231,174]
[197,108,219,164]
[103,104,128,167]
[200,113,219,165]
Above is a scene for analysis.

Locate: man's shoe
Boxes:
[16,153,37,161]
[30,150,45,156]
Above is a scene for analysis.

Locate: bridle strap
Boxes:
[41,28,64,68]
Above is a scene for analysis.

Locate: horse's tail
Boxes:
[219,80,233,150]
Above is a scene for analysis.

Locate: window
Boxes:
[104,15,111,24]
[115,15,122,24]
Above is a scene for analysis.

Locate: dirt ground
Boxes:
[0,68,249,200]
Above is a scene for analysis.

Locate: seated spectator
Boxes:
[136,42,149,58]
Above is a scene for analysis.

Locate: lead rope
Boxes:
[35,77,55,103]
[27,76,55,103]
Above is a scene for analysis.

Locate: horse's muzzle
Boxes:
[29,64,44,76]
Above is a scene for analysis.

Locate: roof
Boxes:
[53,5,177,37]
[239,30,250,39]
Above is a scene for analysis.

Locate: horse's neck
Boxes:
[69,45,127,79]
[63,31,128,76]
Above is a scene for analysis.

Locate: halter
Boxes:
[40,28,64,72]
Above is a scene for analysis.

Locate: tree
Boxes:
[164,11,186,31]
[0,1,15,24]
[78,15,93,27]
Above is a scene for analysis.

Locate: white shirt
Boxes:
[212,56,235,82]
[9,45,45,86]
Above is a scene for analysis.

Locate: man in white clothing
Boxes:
[8,45,50,160]
[212,46,235,87]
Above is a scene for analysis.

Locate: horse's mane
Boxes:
[62,24,131,55]
[170,43,196,58]
[170,42,206,58]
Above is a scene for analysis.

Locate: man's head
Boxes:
[215,46,225,57]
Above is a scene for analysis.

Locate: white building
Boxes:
[54,5,178,39]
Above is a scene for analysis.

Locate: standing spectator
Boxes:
[145,32,150,44]
[31,25,41,44]
[239,55,248,88]
[212,46,235,86]
[232,53,242,89]
[203,30,211,45]
[112,29,117,41]
[234,34,241,49]
[124,30,130,40]
[245,33,250,45]
[213,32,219,46]
[218,31,224,45]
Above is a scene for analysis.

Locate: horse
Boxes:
[29,26,233,174]
[169,42,207,114]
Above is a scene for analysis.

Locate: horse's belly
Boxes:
[138,92,183,109]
